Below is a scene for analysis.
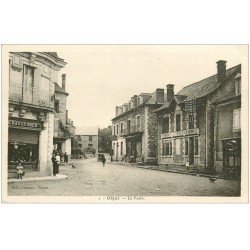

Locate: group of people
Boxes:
[51,152,69,177]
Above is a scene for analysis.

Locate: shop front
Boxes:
[125,134,142,163]
[8,117,43,173]
[222,138,241,178]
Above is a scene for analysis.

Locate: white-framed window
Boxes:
[233,108,241,132]
[162,140,172,156]
[120,122,123,134]
[175,113,181,132]
[162,115,170,133]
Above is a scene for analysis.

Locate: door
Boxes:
[189,137,194,165]
[223,139,241,178]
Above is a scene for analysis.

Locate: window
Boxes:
[127,120,131,134]
[194,137,199,155]
[116,124,119,135]
[235,77,241,95]
[162,140,172,156]
[120,123,123,134]
[136,116,141,131]
[176,139,181,155]
[176,114,181,131]
[54,100,60,113]
[185,138,189,155]
[89,136,92,141]
[162,116,170,133]
[88,144,93,148]
[233,109,241,132]
[23,65,34,103]
[188,114,194,129]
[78,143,82,148]
[113,126,116,135]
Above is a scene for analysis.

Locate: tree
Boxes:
[98,126,112,153]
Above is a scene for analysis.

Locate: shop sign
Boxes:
[9,118,42,130]
[162,128,199,138]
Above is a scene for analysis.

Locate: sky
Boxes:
[56,45,246,129]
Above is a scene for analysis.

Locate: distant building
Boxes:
[111,89,166,164]
[53,74,75,158]
[72,126,99,158]
[8,52,66,177]
[155,60,241,176]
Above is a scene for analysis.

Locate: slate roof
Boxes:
[155,64,240,113]
[75,126,99,136]
[177,64,240,101]
[55,83,69,95]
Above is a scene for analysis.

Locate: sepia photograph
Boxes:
[1,45,248,203]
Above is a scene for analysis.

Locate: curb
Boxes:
[8,174,68,183]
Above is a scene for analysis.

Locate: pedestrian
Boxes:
[16,161,24,179]
[55,152,61,175]
[51,153,57,176]
[110,148,114,162]
[64,152,68,164]
[101,155,106,167]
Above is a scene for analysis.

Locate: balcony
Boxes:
[9,82,54,109]
[124,125,143,137]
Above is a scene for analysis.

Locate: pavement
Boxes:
[8,174,68,183]
[8,157,241,196]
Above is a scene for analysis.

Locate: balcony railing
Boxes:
[125,125,143,135]
[9,82,54,109]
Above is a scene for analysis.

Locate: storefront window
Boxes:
[8,143,38,169]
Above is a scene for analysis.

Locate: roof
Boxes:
[155,64,241,113]
[177,64,240,101]
[75,126,99,135]
[55,83,69,95]
[41,52,66,64]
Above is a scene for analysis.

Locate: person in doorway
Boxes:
[101,155,106,167]
[16,162,24,179]
[64,152,68,164]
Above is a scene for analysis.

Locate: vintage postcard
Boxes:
[1,45,248,203]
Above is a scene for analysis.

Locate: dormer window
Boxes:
[235,73,241,96]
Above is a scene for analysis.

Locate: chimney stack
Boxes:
[216,60,227,82]
[132,95,138,108]
[166,84,174,102]
[156,88,164,103]
[62,74,66,90]
[116,106,119,116]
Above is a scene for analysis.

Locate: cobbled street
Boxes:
[8,157,241,196]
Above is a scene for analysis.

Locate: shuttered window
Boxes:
[233,109,241,132]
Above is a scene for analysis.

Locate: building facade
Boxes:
[111,89,166,164]
[72,127,99,158]
[53,74,75,159]
[8,52,66,177]
[156,61,241,175]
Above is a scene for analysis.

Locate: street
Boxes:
[8,158,241,196]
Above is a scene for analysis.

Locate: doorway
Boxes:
[189,137,194,165]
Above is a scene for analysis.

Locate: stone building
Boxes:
[8,52,66,177]
[111,89,166,164]
[156,60,241,175]
[53,74,75,159]
[72,126,99,158]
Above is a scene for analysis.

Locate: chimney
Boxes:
[216,60,227,82]
[62,74,66,90]
[116,106,119,116]
[132,95,138,108]
[156,88,164,103]
[166,84,174,102]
